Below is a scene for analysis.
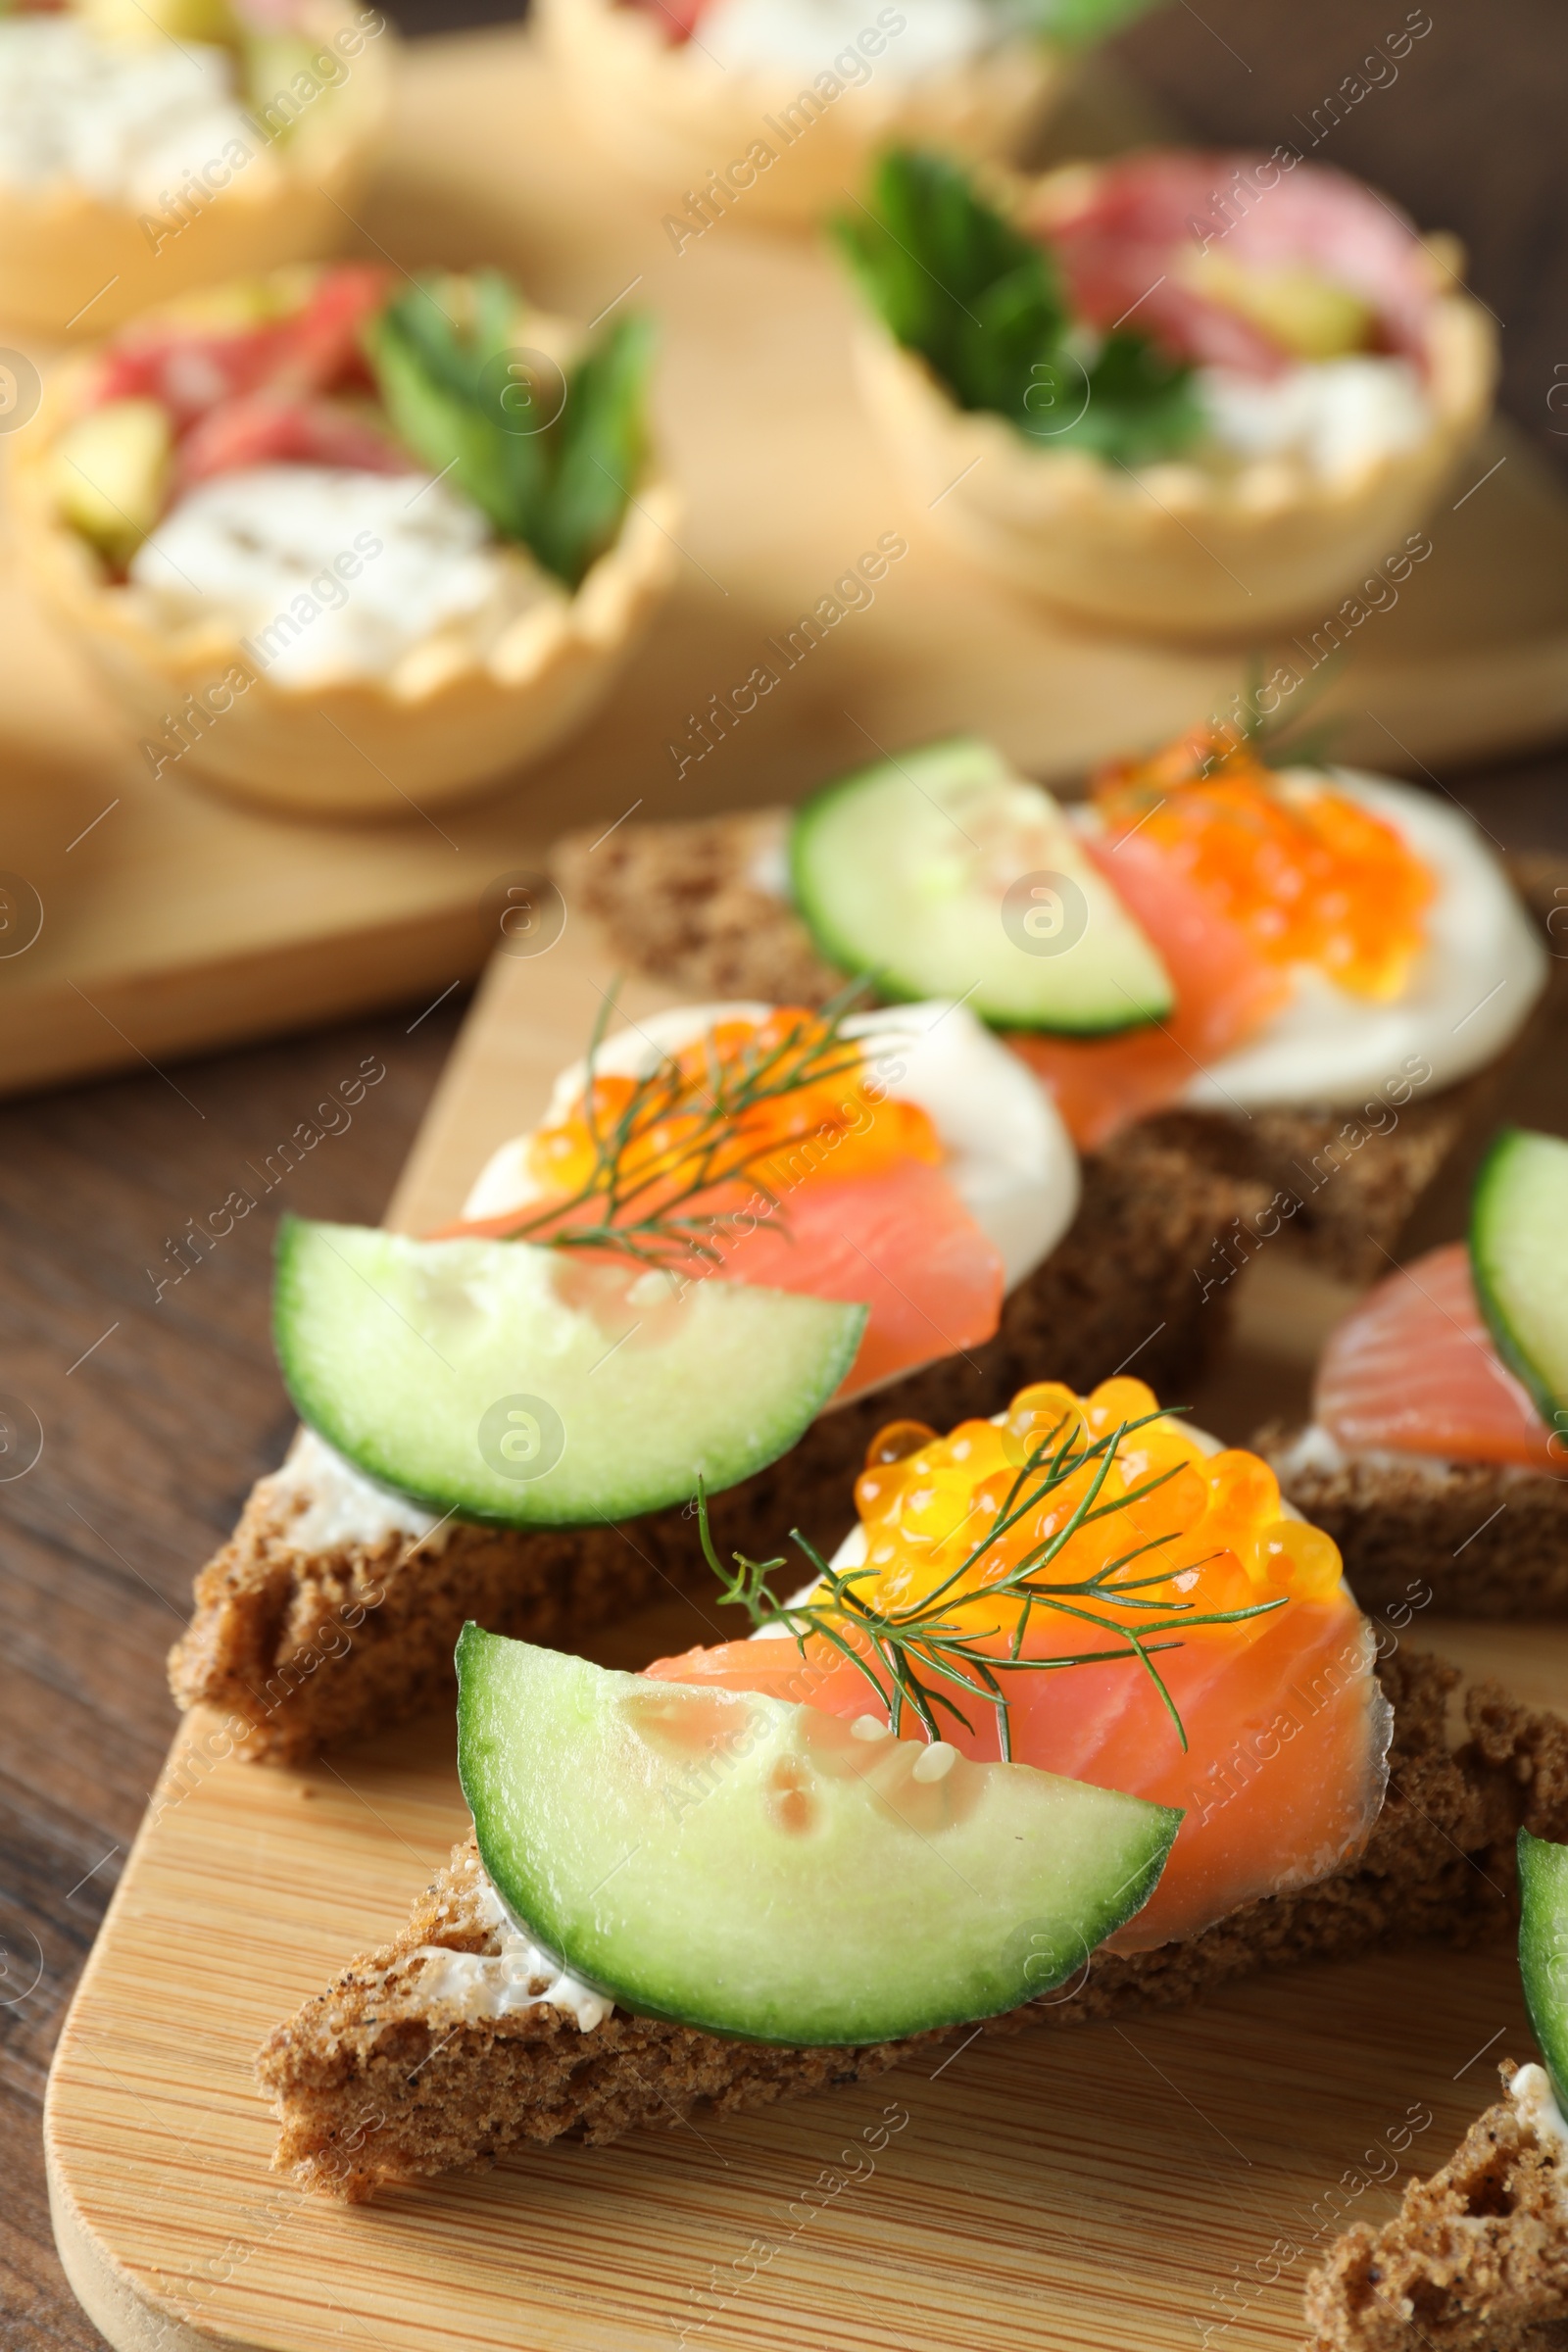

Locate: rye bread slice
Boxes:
[258,1649,1568,2200]
[170,1124,1241,1763]
[555,818,1564,1288]
[1303,2065,1568,2350]
[1258,1427,1568,1617]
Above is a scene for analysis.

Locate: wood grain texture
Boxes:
[0,1003,466,2352]
[5,24,1568,1100]
[36,905,1568,2352]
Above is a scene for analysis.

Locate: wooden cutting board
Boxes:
[43,924,1568,2352]
[5,25,1568,1100]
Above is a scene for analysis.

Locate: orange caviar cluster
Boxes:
[1092,727,1433,1001]
[525,1009,939,1205]
[853,1376,1344,1632]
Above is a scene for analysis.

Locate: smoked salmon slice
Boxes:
[1315,1240,1559,1471]
[679,1160,1004,1400]
[647,1375,1392,1951]
[439,1006,1005,1404]
[1008,815,1287,1149]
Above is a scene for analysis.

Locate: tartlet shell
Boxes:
[0,0,394,338]
[852,172,1499,638]
[10,355,681,818]
[535,0,1063,227]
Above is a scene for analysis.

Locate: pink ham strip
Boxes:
[1024,149,1435,379]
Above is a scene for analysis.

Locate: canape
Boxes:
[534,0,1159,232]
[556,721,1549,1280]
[255,1376,1568,2197]
[1263,1128,1568,1615]
[1304,1830,1568,2350]
[836,147,1496,634]
[169,992,1251,1760]
[0,0,391,337]
[10,265,677,815]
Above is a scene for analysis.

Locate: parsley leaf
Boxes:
[363,273,654,590]
[832,148,1202,468]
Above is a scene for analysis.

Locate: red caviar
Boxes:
[649,1375,1389,1947]
[852,1374,1345,1623]
[523,1009,942,1212]
[1092,727,1434,1003]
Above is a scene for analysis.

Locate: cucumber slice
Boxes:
[457,1625,1182,2044]
[1470,1128,1568,1451]
[789,739,1174,1036]
[273,1217,866,1529]
[1518,1829,1568,2104]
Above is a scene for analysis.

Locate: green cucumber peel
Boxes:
[457,1625,1182,2045]
[788,736,1174,1034]
[1469,1128,1568,1457]
[271,1215,865,1529]
[1519,1828,1568,2109]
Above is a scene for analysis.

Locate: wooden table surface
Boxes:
[5,1,1568,2344]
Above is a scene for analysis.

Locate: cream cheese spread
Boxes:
[415,1875,612,2032]
[1512,2061,1568,2154]
[0,16,252,210]
[261,1425,453,1554]
[1270,1423,1480,1484]
[129,465,563,688]
[1272,1419,1556,1487]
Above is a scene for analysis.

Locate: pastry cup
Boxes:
[852,172,1498,638]
[0,0,393,339]
[10,361,680,818]
[535,0,1063,228]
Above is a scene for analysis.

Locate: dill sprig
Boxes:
[697,1407,1285,1759]
[482,976,877,1274]
[1224,651,1346,775]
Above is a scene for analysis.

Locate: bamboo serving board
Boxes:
[44,925,1568,2352]
[6,26,1568,1099]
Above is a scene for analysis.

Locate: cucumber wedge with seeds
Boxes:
[788,739,1174,1036]
[273,1217,866,1529]
[457,1626,1183,2045]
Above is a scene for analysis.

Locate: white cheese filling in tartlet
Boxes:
[1196,356,1432,481]
[0,16,254,210]
[127,464,566,687]
[694,0,997,75]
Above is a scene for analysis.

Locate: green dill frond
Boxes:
[478,977,879,1274]
[696,1411,1285,1757]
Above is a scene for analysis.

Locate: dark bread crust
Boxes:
[1259,1426,1568,1616]
[1303,2072,1568,2350]
[171,1125,1240,1763]
[258,1650,1568,2200]
[552,809,842,1007]
[553,812,1547,1285]
[1137,1093,1485,1285]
